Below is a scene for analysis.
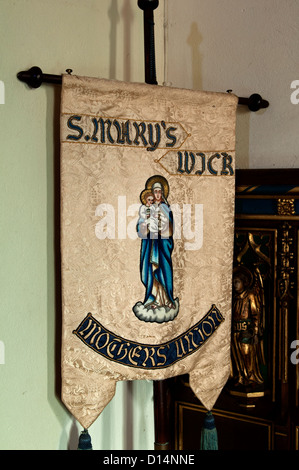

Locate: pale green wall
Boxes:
[165,0,299,169]
[0,0,164,450]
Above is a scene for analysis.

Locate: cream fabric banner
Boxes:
[60,75,238,429]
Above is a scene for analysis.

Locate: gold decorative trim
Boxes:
[236,195,299,200]
[297,232,299,407]
[277,198,295,216]
[229,390,265,398]
[278,222,294,384]
[236,215,299,221]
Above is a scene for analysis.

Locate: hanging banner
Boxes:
[60,75,238,429]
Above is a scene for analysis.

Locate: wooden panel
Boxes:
[175,402,273,450]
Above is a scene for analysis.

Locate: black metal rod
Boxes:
[138,0,159,85]
[17,67,269,111]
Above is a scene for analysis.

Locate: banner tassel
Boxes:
[77,428,93,450]
[200,411,218,450]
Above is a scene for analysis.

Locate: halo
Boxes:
[145,175,169,199]
[140,189,154,205]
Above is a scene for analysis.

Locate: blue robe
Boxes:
[137,203,174,306]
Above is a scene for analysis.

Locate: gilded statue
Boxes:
[230,265,266,396]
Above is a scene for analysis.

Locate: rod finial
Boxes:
[17,66,43,88]
[247,93,269,112]
[138,0,159,11]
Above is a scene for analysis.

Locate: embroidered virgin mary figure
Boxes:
[133,175,179,323]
